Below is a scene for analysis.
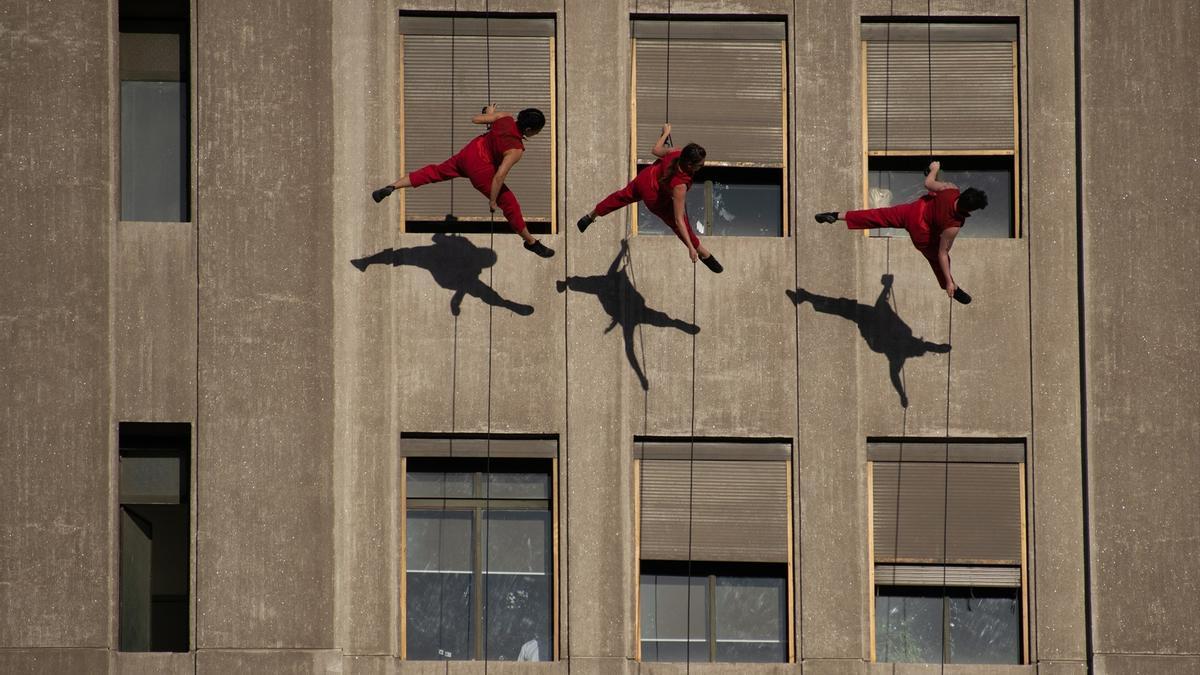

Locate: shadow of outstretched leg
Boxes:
[350,248,395,271]
[464,278,534,316]
[623,323,650,391]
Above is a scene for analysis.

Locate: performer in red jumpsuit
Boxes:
[372,106,554,258]
[814,161,987,304]
[575,124,723,273]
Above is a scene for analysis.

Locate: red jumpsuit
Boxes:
[844,188,967,289]
[408,116,528,234]
[592,149,700,248]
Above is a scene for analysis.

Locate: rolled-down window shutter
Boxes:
[635,22,784,167]
[402,20,552,221]
[873,462,1022,565]
[865,24,1015,152]
[641,459,788,563]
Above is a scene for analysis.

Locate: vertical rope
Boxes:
[562,0,572,669]
[685,258,697,673]
[940,301,953,669]
[482,2,495,667]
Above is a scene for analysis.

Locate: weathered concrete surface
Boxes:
[114,222,197,421]
[195,649,341,675]
[112,651,195,675]
[0,0,113,648]
[194,0,336,649]
[332,0,401,656]
[0,649,109,675]
[1080,0,1200,660]
[1024,0,1087,664]
[1035,662,1088,675]
[1093,654,1200,675]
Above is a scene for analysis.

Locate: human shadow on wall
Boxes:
[351,231,534,316]
[787,274,950,408]
[556,239,699,391]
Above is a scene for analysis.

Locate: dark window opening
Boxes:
[119,422,190,652]
[119,0,190,222]
[405,218,553,236]
[637,166,784,238]
[640,560,787,663]
[867,155,1014,238]
[406,458,553,661]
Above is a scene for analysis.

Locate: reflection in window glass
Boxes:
[876,585,1022,664]
[867,157,1014,238]
[406,460,553,661]
[715,576,787,662]
[638,167,783,237]
[640,573,709,662]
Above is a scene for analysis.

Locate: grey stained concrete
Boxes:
[1080,0,1200,664]
[2,0,1197,672]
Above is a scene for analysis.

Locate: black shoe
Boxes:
[814,212,838,224]
[524,240,555,258]
[953,287,972,305]
[576,213,595,233]
[372,186,395,203]
[700,254,723,273]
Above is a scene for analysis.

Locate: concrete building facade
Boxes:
[1,0,1196,673]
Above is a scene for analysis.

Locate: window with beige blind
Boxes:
[398,15,556,234]
[862,22,1019,238]
[635,439,794,663]
[632,20,788,237]
[868,440,1028,665]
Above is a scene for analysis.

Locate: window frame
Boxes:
[859,21,1021,238]
[401,455,558,662]
[630,18,790,237]
[633,438,795,664]
[396,13,558,235]
[866,440,1029,665]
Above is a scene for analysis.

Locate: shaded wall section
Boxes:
[1080,0,1200,662]
[0,0,113,648]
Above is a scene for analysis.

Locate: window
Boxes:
[862,22,1019,237]
[633,20,788,236]
[119,422,190,652]
[120,0,190,222]
[402,435,557,661]
[635,439,794,663]
[399,15,556,234]
[869,440,1027,665]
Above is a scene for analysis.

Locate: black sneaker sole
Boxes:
[524,241,556,258]
[953,288,972,305]
[701,255,723,273]
[372,187,395,203]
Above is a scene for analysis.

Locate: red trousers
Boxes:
[593,180,700,248]
[408,138,527,234]
[845,199,949,289]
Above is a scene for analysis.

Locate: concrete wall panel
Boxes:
[113,651,194,675]
[1080,0,1200,657]
[196,649,341,675]
[0,0,113,648]
[194,0,336,649]
[0,649,109,675]
[114,222,197,421]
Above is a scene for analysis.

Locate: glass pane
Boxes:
[406,570,472,660]
[637,178,707,236]
[714,575,786,662]
[867,162,1013,238]
[406,510,473,573]
[483,574,552,661]
[640,573,708,661]
[119,456,181,504]
[949,589,1021,664]
[121,81,187,222]
[406,510,474,659]
[483,511,550,574]
[709,182,782,237]
[485,472,550,500]
[875,588,944,663]
[406,471,473,499]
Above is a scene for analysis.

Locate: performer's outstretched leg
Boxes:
[577,183,639,233]
[371,155,462,202]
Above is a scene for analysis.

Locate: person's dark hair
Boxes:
[660,142,706,187]
[959,187,988,212]
[516,108,545,135]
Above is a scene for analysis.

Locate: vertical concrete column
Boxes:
[332,0,400,656]
[194,0,336,650]
[1080,0,1200,671]
[794,0,868,664]
[1025,0,1087,666]
[0,0,114,651]
[563,0,636,667]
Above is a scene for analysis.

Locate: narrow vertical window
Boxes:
[119,0,190,222]
[118,422,190,652]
